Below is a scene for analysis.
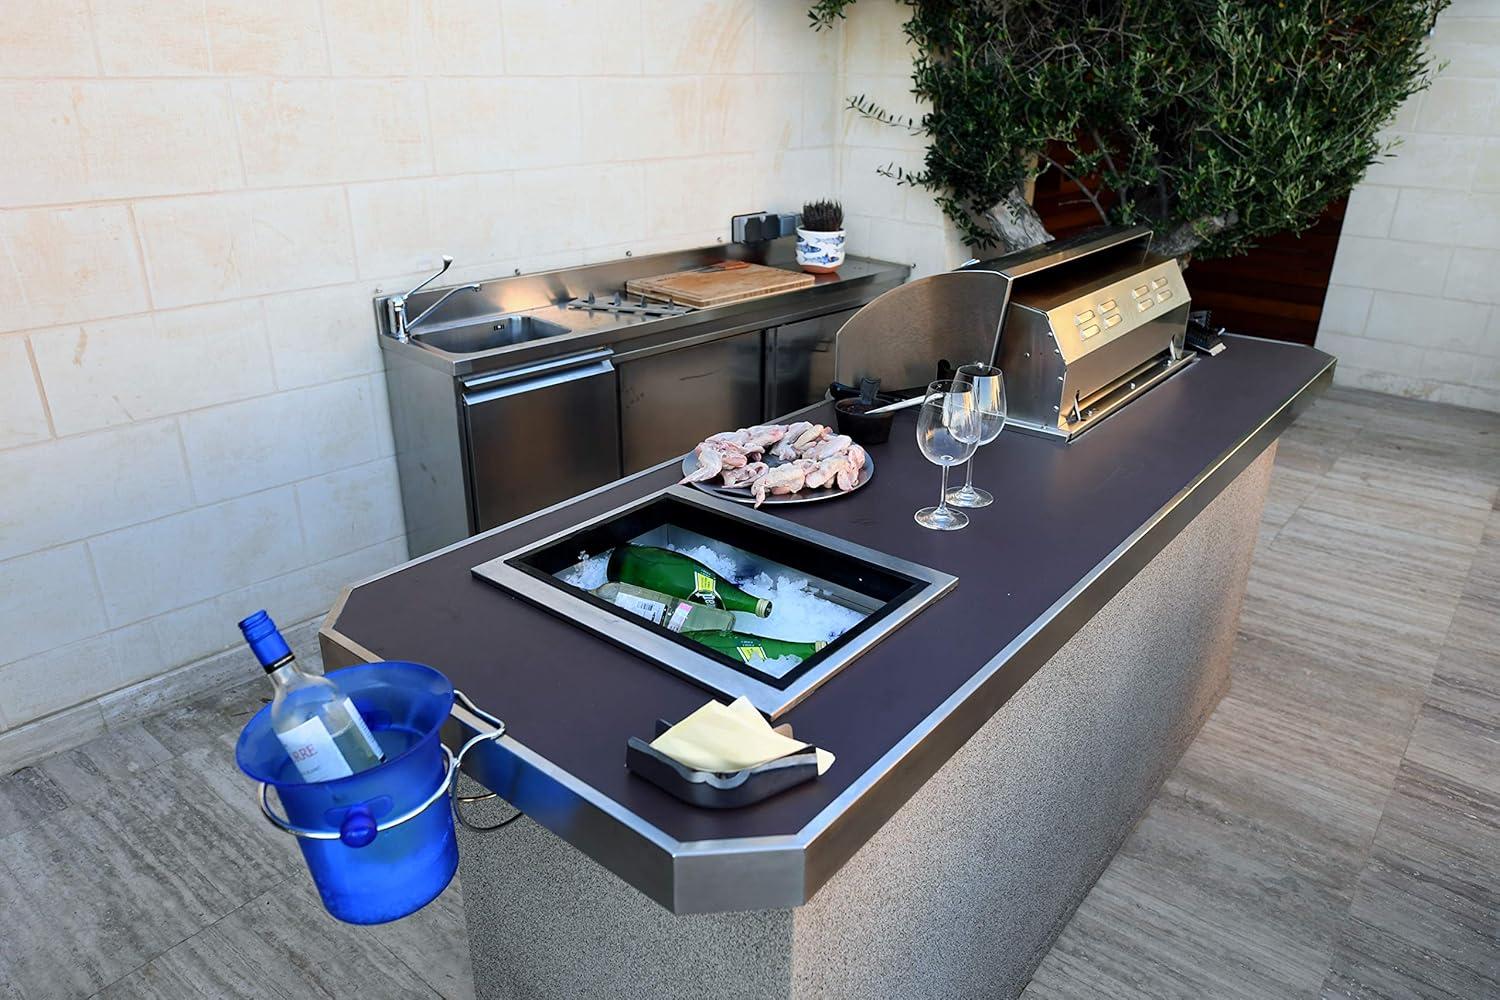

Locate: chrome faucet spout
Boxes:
[407,283,482,332]
[388,255,481,342]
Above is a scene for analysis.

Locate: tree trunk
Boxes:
[1155,212,1238,259]
[982,185,1054,253]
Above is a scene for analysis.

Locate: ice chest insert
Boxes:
[236,661,465,925]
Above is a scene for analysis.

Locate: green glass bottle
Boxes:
[591,582,736,633]
[606,545,772,617]
[681,629,826,665]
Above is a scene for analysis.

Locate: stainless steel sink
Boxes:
[414,314,571,356]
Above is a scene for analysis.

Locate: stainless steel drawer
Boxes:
[462,350,622,532]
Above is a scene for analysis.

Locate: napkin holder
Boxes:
[626,719,821,809]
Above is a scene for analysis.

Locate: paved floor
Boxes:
[0,387,1494,999]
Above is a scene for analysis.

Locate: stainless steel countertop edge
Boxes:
[321,341,1335,915]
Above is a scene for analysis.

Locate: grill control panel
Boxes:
[1051,259,1188,361]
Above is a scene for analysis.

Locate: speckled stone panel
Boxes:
[456,446,1275,1000]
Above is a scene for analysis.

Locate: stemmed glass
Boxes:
[946,364,1007,508]
[914,379,983,531]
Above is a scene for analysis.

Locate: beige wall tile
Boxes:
[755,0,838,73]
[0,337,51,449]
[1444,248,1500,305]
[1318,286,1374,336]
[1364,132,1481,191]
[325,0,420,75]
[233,79,430,186]
[699,75,801,153]
[295,459,404,559]
[641,0,753,74]
[263,284,384,390]
[429,78,582,173]
[1328,235,1453,292]
[641,154,753,240]
[0,0,96,76]
[752,147,836,215]
[1317,331,1427,376]
[841,73,928,152]
[91,0,211,75]
[0,82,90,207]
[501,0,642,76]
[580,77,700,161]
[31,302,275,436]
[0,420,192,561]
[135,187,356,307]
[512,163,645,252]
[1365,291,1492,354]
[1340,185,1398,239]
[89,485,307,625]
[840,0,914,77]
[76,80,242,199]
[1414,77,1500,135]
[0,206,148,333]
[206,0,329,75]
[0,635,121,728]
[420,0,506,75]
[180,377,380,504]
[348,173,519,280]
[1389,189,1500,250]
[0,544,107,666]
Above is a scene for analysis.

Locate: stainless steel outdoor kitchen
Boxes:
[317,227,1335,999]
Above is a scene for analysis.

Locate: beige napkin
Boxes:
[650,697,834,775]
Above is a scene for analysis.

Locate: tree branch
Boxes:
[1040,152,1111,228]
[982,185,1054,253]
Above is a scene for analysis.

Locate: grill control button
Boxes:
[1156,289,1173,302]
[1080,324,1101,338]
[1105,314,1122,327]
[1137,299,1153,312]
[1151,276,1168,289]
[1133,284,1149,297]
[1075,309,1095,324]
[1100,298,1117,311]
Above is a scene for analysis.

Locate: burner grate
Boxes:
[565,291,694,318]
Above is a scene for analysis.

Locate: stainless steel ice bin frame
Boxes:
[470,485,957,718]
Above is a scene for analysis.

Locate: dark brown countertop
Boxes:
[325,334,1333,910]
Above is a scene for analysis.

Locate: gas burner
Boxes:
[565,291,694,318]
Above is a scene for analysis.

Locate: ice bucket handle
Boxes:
[256,687,510,844]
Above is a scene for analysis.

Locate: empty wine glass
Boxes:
[914,379,983,531]
[946,363,1007,508]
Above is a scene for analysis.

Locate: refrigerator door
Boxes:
[462,350,622,533]
[619,330,764,475]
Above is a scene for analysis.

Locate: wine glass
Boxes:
[946,364,1006,508]
[914,379,983,530]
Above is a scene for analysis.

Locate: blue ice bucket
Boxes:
[235,661,463,925]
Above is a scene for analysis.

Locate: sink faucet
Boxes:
[387,255,482,342]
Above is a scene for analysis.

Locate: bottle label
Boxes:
[609,591,668,624]
[692,571,722,608]
[338,696,384,761]
[666,602,694,633]
[734,643,767,664]
[276,715,355,782]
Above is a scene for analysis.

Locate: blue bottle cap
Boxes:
[239,609,293,672]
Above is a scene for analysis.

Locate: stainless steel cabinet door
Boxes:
[766,309,858,419]
[462,351,622,533]
[619,330,764,474]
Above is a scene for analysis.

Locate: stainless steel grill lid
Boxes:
[967,225,1195,441]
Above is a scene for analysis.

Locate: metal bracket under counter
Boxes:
[321,338,1334,915]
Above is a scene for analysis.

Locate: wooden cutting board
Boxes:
[625,261,815,308]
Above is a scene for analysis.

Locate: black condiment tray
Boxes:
[625,718,822,809]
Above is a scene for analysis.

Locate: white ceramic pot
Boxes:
[796,227,846,273]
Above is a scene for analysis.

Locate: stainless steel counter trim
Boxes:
[790,344,1335,900]
[325,343,1334,914]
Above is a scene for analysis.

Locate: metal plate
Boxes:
[679,450,875,505]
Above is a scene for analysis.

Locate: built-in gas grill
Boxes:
[971,226,1194,440]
